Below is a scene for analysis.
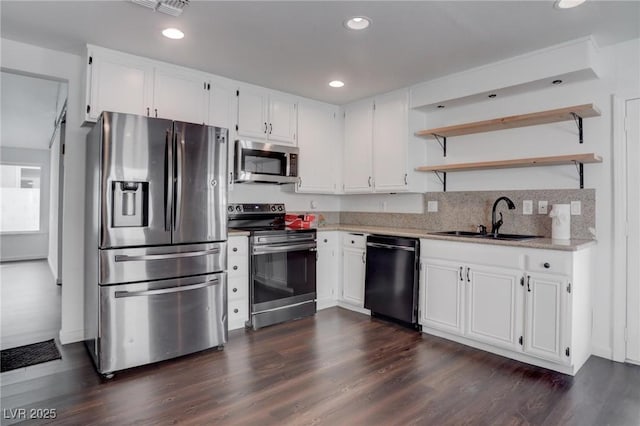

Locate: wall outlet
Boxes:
[538,200,548,214]
[427,200,438,212]
[570,201,581,215]
[522,200,533,215]
[310,200,317,210]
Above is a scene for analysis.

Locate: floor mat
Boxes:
[1,339,61,372]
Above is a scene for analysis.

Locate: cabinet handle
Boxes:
[459,266,463,281]
[527,275,531,292]
[146,107,150,117]
[234,308,239,314]
[368,176,372,187]
[264,122,268,133]
[404,173,408,185]
[324,239,328,243]
[466,267,471,282]
[154,108,158,118]
[233,265,238,271]
[232,247,238,252]
[269,123,273,134]
[362,252,366,264]
[351,240,355,244]
[543,262,550,269]
[232,288,237,293]
[298,177,302,187]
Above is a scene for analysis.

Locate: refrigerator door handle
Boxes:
[165,129,173,232]
[174,131,183,230]
[114,247,221,263]
[114,278,221,298]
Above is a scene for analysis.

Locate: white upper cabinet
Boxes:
[85,47,153,121]
[207,79,236,131]
[296,99,341,194]
[153,66,209,124]
[236,85,298,145]
[343,98,374,193]
[343,89,426,194]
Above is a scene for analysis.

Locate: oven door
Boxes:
[235,140,298,184]
[251,241,316,313]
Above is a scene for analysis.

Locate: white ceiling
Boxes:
[1,1,638,105]
[1,72,66,150]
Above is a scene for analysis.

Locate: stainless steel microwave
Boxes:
[234,140,299,184]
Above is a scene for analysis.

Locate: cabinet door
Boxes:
[465,265,522,351]
[343,99,373,193]
[373,90,409,192]
[524,273,567,363]
[237,87,268,140]
[268,93,297,145]
[342,247,365,306]
[87,50,153,121]
[316,232,339,309]
[208,80,235,130]
[153,67,208,124]
[420,258,464,335]
[296,100,340,193]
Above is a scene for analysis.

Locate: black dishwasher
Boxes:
[364,235,420,329]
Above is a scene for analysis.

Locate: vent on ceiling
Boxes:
[131,0,189,17]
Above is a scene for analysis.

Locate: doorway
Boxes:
[627,97,640,364]
[0,70,67,349]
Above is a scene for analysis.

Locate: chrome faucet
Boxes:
[491,196,516,236]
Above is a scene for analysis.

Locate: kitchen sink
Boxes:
[430,231,541,241]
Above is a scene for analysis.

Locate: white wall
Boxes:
[1,38,88,344]
[0,147,50,261]
[408,38,640,359]
[47,126,61,279]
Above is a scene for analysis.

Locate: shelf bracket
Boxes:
[433,134,447,157]
[571,113,583,144]
[573,161,584,188]
[434,171,447,192]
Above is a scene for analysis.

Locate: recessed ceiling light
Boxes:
[329,80,345,88]
[554,0,586,9]
[344,16,371,30]
[552,79,563,85]
[162,28,184,39]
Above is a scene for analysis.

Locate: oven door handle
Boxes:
[252,242,317,255]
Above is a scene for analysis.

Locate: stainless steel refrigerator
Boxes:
[84,111,228,377]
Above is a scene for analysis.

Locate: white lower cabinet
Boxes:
[227,235,249,331]
[316,231,340,310]
[340,233,367,309]
[419,239,593,375]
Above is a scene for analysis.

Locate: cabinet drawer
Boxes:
[227,236,248,256]
[228,300,248,322]
[318,232,336,247]
[525,250,572,275]
[342,233,366,249]
[228,255,248,277]
[228,276,248,302]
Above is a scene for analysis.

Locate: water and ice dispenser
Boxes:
[112,181,148,227]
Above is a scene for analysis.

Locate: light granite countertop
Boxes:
[317,225,595,252]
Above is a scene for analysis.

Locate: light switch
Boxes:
[522,200,533,215]
[538,200,548,214]
[427,200,438,212]
[571,201,581,215]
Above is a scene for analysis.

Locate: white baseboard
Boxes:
[59,328,84,344]
[336,301,371,316]
[317,298,338,311]
[591,344,613,360]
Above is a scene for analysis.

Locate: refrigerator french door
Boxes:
[85,112,228,376]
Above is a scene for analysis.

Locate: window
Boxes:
[0,164,42,232]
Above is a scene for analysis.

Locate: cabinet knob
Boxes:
[233,265,238,270]
[234,308,239,314]
[232,288,237,293]
[351,240,355,244]
[324,239,328,243]
[543,262,550,269]
[233,247,238,252]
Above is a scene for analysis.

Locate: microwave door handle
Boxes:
[165,129,173,232]
[174,132,183,229]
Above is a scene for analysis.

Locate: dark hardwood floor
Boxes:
[1,307,639,425]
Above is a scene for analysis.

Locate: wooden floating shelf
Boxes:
[415,104,601,139]
[415,153,602,173]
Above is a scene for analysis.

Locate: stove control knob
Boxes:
[278,205,284,212]
[235,205,242,212]
[227,206,234,213]
[271,205,276,212]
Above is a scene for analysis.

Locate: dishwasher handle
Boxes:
[366,242,416,252]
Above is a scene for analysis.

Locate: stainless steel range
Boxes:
[228,203,316,329]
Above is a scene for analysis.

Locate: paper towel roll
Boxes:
[549,204,571,240]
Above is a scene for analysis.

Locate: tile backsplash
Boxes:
[339,189,595,239]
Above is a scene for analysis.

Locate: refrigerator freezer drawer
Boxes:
[96,272,227,374]
[99,242,226,285]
